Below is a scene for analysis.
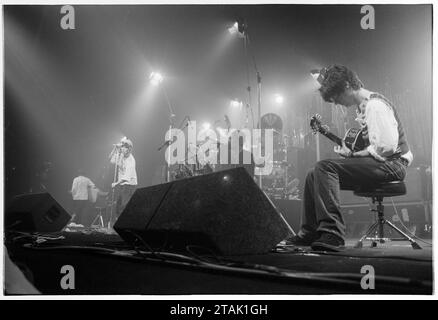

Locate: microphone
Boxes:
[182,116,191,129]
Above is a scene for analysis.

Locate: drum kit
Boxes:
[172,161,214,180]
[167,113,300,200]
[171,140,217,180]
[259,113,300,200]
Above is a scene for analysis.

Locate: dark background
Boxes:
[4,5,432,212]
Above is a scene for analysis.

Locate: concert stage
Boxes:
[6,229,432,295]
[4,5,433,298]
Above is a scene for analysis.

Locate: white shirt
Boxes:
[111,153,138,185]
[71,176,95,200]
[356,92,413,164]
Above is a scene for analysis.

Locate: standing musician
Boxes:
[109,137,137,221]
[286,65,413,251]
[70,169,96,226]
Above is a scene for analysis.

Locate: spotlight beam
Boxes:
[149,72,163,86]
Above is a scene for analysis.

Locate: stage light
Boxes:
[274,94,284,105]
[149,72,163,86]
[228,20,246,37]
[202,122,211,130]
[230,99,242,108]
[216,126,228,138]
[228,22,239,34]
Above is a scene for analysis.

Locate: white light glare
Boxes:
[230,99,243,108]
[149,72,163,86]
[228,22,239,34]
[202,122,211,130]
[216,126,227,137]
[274,94,284,105]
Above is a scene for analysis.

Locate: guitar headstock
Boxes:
[310,114,329,134]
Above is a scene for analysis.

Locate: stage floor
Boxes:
[6,228,433,295]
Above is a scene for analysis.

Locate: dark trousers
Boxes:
[72,200,90,226]
[114,184,136,219]
[299,157,407,240]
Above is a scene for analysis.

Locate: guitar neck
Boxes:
[320,131,343,146]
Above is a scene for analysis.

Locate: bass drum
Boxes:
[260,113,283,132]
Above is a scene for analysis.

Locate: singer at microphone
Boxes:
[108,137,137,225]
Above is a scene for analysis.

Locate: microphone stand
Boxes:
[108,146,122,229]
[157,83,176,183]
[243,32,254,130]
[256,70,262,188]
[244,26,262,188]
[158,116,190,181]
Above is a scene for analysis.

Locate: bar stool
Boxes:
[349,181,421,249]
[91,207,106,228]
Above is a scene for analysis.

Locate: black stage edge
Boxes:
[5,229,432,295]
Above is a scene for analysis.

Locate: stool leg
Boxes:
[384,220,422,249]
[354,196,422,250]
[91,209,105,228]
[377,202,386,243]
[355,221,379,249]
[368,200,421,249]
[91,214,99,226]
[99,215,104,228]
[376,199,421,249]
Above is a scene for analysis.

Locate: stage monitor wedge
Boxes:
[5,193,71,232]
[114,167,293,256]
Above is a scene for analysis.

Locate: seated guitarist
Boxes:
[286,65,413,251]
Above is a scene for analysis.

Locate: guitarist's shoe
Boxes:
[311,232,345,252]
[284,233,319,246]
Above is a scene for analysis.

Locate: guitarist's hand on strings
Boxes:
[334,140,353,158]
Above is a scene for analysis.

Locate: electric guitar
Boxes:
[310,114,368,152]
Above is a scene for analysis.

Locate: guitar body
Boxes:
[310,114,369,152]
[343,128,367,152]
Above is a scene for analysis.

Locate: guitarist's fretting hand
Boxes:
[334,140,353,158]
